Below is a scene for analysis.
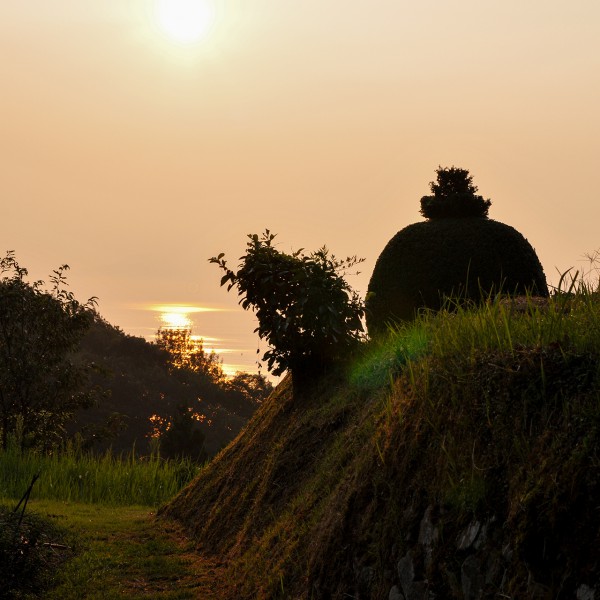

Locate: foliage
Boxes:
[0,502,72,598]
[226,371,273,405]
[349,326,428,391]
[73,318,262,457]
[0,252,98,450]
[155,326,225,384]
[419,166,492,219]
[367,175,547,333]
[149,403,208,463]
[210,231,365,380]
[153,327,269,460]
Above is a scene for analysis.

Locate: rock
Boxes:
[577,584,596,600]
[457,520,481,550]
[526,577,552,599]
[473,521,488,550]
[410,580,430,600]
[397,552,431,600]
[418,506,438,570]
[389,584,405,600]
[398,551,415,595]
[461,554,483,600]
[483,552,505,590]
[418,506,438,547]
[357,566,374,597]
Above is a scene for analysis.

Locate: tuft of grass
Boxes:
[424,272,600,361]
[0,442,200,507]
[358,272,600,401]
[349,324,428,391]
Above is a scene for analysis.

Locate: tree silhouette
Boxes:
[0,252,97,450]
[155,326,224,384]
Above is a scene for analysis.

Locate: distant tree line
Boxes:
[0,251,271,460]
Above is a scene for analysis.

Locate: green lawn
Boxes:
[8,499,227,599]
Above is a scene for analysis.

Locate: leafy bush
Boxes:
[74,318,260,457]
[0,503,72,598]
[149,403,209,463]
[210,231,365,386]
[225,372,273,409]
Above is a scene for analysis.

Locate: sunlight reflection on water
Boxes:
[148,304,263,377]
[118,303,269,379]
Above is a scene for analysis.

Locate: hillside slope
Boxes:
[161,297,600,599]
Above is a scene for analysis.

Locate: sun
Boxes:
[154,0,215,44]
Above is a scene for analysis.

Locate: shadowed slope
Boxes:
[161,296,600,599]
[160,372,384,597]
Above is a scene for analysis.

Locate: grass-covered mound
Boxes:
[161,290,600,599]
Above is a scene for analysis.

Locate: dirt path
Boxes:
[29,500,232,599]
[126,517,231,599]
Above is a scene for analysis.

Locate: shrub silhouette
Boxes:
[0,504,71,597]
[210,231,364,390]
[366,167,548,334]
[420,166,491,219]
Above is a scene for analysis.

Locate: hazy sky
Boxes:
[2,1,599,376]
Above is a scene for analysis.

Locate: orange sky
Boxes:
[2,1,599,376]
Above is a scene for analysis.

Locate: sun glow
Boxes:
[154,0,215,44]
[161,311,192,329]
[147,304,228,330]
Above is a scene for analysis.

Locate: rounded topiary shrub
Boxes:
[366,167,548,334]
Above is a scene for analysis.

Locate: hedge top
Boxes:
[420,166,492,219]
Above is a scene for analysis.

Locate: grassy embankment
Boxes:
[162,280,600,598]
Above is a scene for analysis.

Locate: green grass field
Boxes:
[0,445,217,598]
[1,498,227,599]
[0,441,199,507]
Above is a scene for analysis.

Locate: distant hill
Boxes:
[70,316,268,457]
